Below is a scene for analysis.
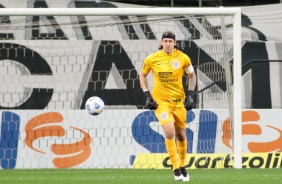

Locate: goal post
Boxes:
[232,9,242,169]
[0,7,242,169]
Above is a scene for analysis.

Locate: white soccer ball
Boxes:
[85,96,105,116]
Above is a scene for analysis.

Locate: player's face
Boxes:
[161,38,176,54]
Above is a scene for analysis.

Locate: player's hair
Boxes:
[159,31,179,50]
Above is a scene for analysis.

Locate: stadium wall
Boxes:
[1,109,282,169]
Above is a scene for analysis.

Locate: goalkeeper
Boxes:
[139,31,196,182]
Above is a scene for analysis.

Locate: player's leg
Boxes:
[174,107,190,182]
[163,122,183,181]
[176,128,187,167]
[154,105,183,181]
[175,127,189,182]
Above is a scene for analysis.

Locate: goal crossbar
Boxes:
[0,7,241,16]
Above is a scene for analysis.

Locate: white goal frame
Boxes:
[0,7,242,169]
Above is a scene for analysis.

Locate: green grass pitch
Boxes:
[0,168,281,184]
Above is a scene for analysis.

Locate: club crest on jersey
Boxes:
[172,60,180,69]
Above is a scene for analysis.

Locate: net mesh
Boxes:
[0,14,235,169]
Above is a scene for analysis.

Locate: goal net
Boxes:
[0,7,242,169]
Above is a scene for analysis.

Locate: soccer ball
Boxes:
[85,96,105,115]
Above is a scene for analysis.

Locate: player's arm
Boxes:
[185,65,196,91]
[139,71,149,92]
[184,65,196,110]
[139,70,158,110]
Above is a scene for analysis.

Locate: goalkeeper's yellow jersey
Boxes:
[142,49,192,107]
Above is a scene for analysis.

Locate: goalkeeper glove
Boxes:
[184,90,194,111]
[144,91,158,110]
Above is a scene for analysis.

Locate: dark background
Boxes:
[105,0,280,7]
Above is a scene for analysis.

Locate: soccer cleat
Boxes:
[174,168,184,181]
[180,167,190,182]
